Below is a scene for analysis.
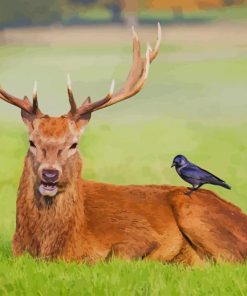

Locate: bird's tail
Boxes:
[218,181,231,190]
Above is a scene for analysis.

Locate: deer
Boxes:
[0,24,247,265]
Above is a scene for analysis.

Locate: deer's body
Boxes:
[13,150,247,264]
[1,25,247,265]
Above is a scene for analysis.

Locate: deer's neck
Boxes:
[17,154,84,228]
[16,154,86,257]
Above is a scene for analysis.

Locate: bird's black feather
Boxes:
[190,163,225,183]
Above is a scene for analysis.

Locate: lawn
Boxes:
[0,22,247,295]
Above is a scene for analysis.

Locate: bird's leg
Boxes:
[184,185,201,196]
[184,188,195,196]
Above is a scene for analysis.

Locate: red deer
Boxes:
[0,24,247,265]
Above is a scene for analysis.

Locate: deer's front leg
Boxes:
[12,232,25,257]
[12,231,40,257]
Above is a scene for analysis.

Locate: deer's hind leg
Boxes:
[146,226,204,265]
[170,189,247,263]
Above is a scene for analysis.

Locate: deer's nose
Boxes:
[42,169,59,183]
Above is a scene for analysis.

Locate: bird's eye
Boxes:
[70,143,78,150]
[29,141,36,148]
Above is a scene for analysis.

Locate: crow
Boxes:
[171,155,231,195]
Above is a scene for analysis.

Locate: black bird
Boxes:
[171,155,231,195]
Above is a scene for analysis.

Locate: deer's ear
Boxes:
[76,112,91,134]
[21,110,34,131]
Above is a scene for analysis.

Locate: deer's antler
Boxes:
[0,81,43,116]
[66,75,114,120]
[67,23,161,119]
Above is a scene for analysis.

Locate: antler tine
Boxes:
[109,45,150,101]
[0,83,43,116]
[32,80,39,114]
[67,74,77,115]
[32,80,37,101]
[149,22,161,63]
[124,25,142,91]
[109,79,115,97]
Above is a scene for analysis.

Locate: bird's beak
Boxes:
[171,163,175,168]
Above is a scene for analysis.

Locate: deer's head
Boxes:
[0,24,161,198]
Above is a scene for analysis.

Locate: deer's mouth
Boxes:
[39,181,58,197]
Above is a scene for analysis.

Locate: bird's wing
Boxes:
[180,165,224,183]
[190,163,225,182]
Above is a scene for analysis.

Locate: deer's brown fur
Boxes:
[11,117,247,265]
[1,25,247,265]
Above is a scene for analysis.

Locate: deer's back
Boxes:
[83,180,178,234]
[82,180,247,263]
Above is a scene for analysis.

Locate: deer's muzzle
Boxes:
[39,169,60,197]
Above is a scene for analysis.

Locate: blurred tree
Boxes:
[70,0,97,5]
[69,0,123,22]
[223,0,245,4]
[171,6,184,20]
[103,1,123,23]
[122,0,139,26]
[223,0,247,6]
[224,0,235,4]
[0,0,62,27]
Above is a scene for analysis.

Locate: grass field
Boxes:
[0,21,247,295]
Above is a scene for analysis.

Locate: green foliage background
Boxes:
[0,0,247,27]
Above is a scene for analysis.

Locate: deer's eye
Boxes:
[29,141,36,148]
[70,143,78,150]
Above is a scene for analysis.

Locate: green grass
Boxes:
[0,24,247,295]
[0,256,247,295]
